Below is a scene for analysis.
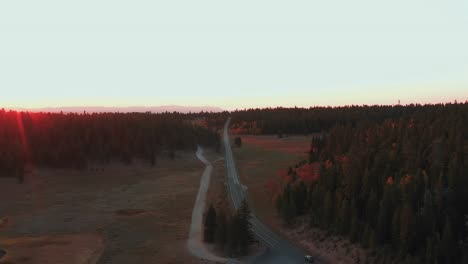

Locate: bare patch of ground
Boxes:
[0,152,212,264]
[277,218,370,264]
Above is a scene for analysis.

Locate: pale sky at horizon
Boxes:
[1,0,467,110]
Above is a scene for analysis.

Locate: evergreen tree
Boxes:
[366,189,379,226]
[215,209,227,250]
[226,215,241,257]
[234,137,242,147]
[422,190,435,235]
[323,190,333,228]
[399,203,416,255]
[339,198,351,235]
[464,215,468,264]
[294,181,308,215]
[275,195,283,213]
[425,236,435,264]
[376,187,393,245]
[282,184,297,225]
[440,217,456,263]
[349,210,360,242]
[204,204,217,243]
[238,199,254,254]
[391,206,401,247]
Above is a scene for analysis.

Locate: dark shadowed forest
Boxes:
[0,110,220,177]
[247,103,468,263]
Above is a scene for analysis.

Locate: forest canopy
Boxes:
[230,103,468,135]
[267,103,468,263]
[0,110,220,177]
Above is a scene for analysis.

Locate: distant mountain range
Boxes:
[8,105,224,113]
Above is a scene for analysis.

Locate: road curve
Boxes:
[187,146,228,263]
[223,118,312,264]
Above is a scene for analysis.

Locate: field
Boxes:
[0,152,213,264]
[231,135,312,228]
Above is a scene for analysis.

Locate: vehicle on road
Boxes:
[304,255,315,263]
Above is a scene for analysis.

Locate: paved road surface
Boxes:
[223,118,313,264]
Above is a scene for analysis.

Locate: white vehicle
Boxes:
[305,255,315,263]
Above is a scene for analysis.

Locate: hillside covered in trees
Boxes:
[0,110,220,177]
[271,103,468,263]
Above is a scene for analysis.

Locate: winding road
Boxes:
[223,118,312,264]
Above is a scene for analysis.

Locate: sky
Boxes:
[1,0,467,110]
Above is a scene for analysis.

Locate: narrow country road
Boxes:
[223,118,313,264]
[187,146,227,263]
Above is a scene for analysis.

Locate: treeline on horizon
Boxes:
[230,102,468,135]
[0,109,220,177]
[270,103,468,263]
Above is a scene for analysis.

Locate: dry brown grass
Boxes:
[240,135,313,155]
[0,234,104,264]
[232,135,312,229]
[0,152,214,264]
[204,152,230,213]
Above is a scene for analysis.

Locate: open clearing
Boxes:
[0,234,104,264]
[0,152,213,264]
[231,135,312,229]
